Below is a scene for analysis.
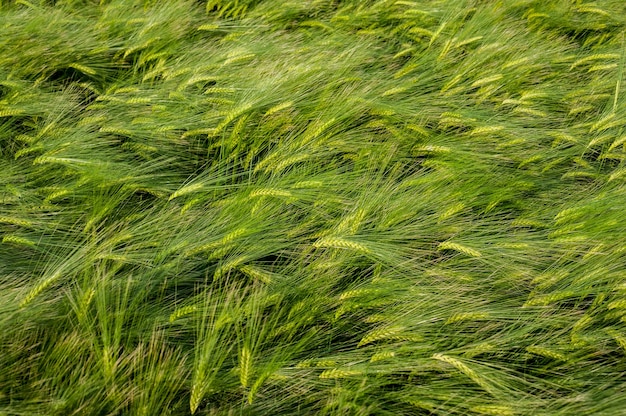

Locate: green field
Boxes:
[1,0,626,414]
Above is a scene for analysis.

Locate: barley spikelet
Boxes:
[264,101,294,116]
[471,405,515,416]
[292,180,323,189]
[589,63,617,72]
[469,126,504,136]
[67,62,96,75]
[313,236,371,254]
[608,168,626,182]
[382,86,408,97]
[608,135,626,151]
[446,312,490,324]
[197,24,219,31]
[412,145,451,155]
[571,53,620,70]
[181,128,216,139]
[213,102,254,135]
[168,183,204,201]
[33,156,90,165]
[526,346,567,361]
[471,74,503,88]
[189,384,204,414]
[44,189,70,203]
[518,154,542,168]
[315,359,337,367]
[223,53,255,66]
[370,351,396,362]
[239,265,273,284]
[358,326,405,347]
[239,347,252,388]
[432,353,494,394]
[393,47,415,59]
[606,329,626,352]
[569,105,594,115]
[572,315,593,334]
[214,256,248,279]
[364,314,388,323]
[523,291,576,307]
[0,109,25,117]
[339,288,375,300]
[125,97,152,104]
[438,203,465,222]
[608,299,626,310]
[99,126,133,136]
[204,87,235,95]
[20,271,61,308]
[319,368,361,379]
[249,188,293,199]
[271,153,310,173]
[169,304,198,323]
[123,38,161,59]
[207,244,235,260]
[512,107,547,118]
[438,241,482,258]
[441,74,462,93]
[0,216,33,227]
[2,235,35,247]
[463,343,496,358]
[183,199,215,222]
[302,118,336,144]
[336,208,366,234]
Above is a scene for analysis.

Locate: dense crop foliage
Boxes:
[1,0,626,414]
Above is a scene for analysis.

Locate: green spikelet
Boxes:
[319,368,361,379]
[438,241,482,258]
[169,304,198,323]
[239,346,252,388]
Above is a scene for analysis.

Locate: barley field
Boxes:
[1,0,626,415]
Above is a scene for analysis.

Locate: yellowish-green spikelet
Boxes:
[336,208,366,234]
[239,347,252,388]
[313,236,371,254]
[264,101,293,116]
[315,360,337,367]
[319,368,361,379]
[169,304,198,323]
[270,153,310,173]
[2,234,35,247]
[608,299,626,310]
[606,329,626,353]
[469,126,504,136]
[214,256,249,279]
[20,271,62,308]
[446,312,490,324]
[238,265,273,284]
[524,291,576,307]
[339,287,376,301]
[0,108,25,117]
[0,216,34,227]
[438,202,465,222]
[570,53,620,69]
[438,241,482,258]
[471,74,503,88]
[302,118,335,145]
[249,188,293,198]
[526,346,567,361]
[370,351,396,362]
[432,353,494,394]
[358,326,405,347]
